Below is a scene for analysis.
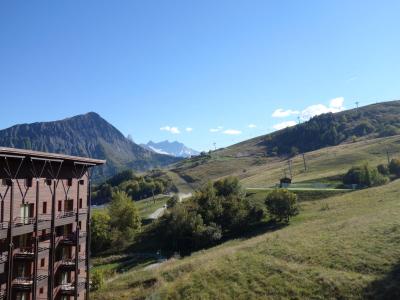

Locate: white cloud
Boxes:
[273,121,297,130]
[301,97,345,120]
[160,126,180,134]
[329,97,344,109]
[272,109,300,118]
[210,126,223,133]
[185,127,193,132]
[223,129,242,135]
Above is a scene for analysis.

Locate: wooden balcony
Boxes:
[59,281,86,295]
[55,210,76,226]
[59,232,87,246]
[0,253,8,274]
[0,223,8,240]
[13,217,35,236]
[12,272,48,291]
[14,246,49,260]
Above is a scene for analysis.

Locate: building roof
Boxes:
[0,147,106,165]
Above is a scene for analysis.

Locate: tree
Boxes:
[265,189,298,223]
[290,146,299,157]
[108,191,141,248]
[91,210,111,254]
[389,158,400,177]
[167,195,179,208]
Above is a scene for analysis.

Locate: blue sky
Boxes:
[0,1,399,151]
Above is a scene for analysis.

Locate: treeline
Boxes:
[263,102,400,156]
[92,169,175,204]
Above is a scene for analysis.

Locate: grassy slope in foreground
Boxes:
[93,180,400,300]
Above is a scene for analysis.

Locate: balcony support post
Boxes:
[32,178,40,300]
[74,179,80,300]
[48,179,57,300]
[86,175,91,300]
[6,180,14,300]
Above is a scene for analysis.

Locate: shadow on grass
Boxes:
[364,262,400,299]
[223,219,287,242]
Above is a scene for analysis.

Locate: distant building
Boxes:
[279,177,292,188]
[0,147,104,300]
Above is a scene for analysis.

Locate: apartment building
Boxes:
[0,147,105,300]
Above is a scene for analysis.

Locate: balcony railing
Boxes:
[13,217,35,227]
[14,246,49,259]
[0,222,8,230]
[61,258,75,266]
[60,281,86,294]
[0,253,7,264]
[56,210,76,219]
[13,271,48,289]
[78,208,88,214]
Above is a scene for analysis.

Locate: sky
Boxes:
[0,1,400,151]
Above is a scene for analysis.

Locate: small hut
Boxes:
[279,177,292,188]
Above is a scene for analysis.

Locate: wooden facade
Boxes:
[0,147,105,300]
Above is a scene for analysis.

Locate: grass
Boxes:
[92,179,400,299]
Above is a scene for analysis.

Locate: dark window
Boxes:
[42,229,46,236]
[79,179,84,185]
[45,179,52,186]
[43,202,47,214]
[40,287,44,294]
[25,178,33,187]
[78,245,81,252]
[40,258,45,267]
[58,201,62,212]
[67,178,73,186]
[78,221,82,229]
[79,198,83,209]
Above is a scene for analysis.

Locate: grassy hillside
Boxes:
[170,134,400,190]
[92,179,400,300]
[169,101,400,190]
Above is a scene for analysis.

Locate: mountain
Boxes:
[0,112,181,180]
[142,140,200,158]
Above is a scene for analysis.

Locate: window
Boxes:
[40,258,45,267]
[78,245,81,252]
[25,178,33,187]
[43,202,47,214]
[79,198,83,209]
[39,288,44,294]
[41,229,46,236]
[67,178,73,187]
[78,269,81,274]
[58,201,62,212]
[78,221,82,229]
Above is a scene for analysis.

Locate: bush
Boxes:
[377,164,389,175]
[91,270,105,291]
[167,195,179,208]
[265,189,298,223]
[343,164,388,187]
[389,159,400,177]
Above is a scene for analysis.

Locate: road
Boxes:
[147,192,192,219]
